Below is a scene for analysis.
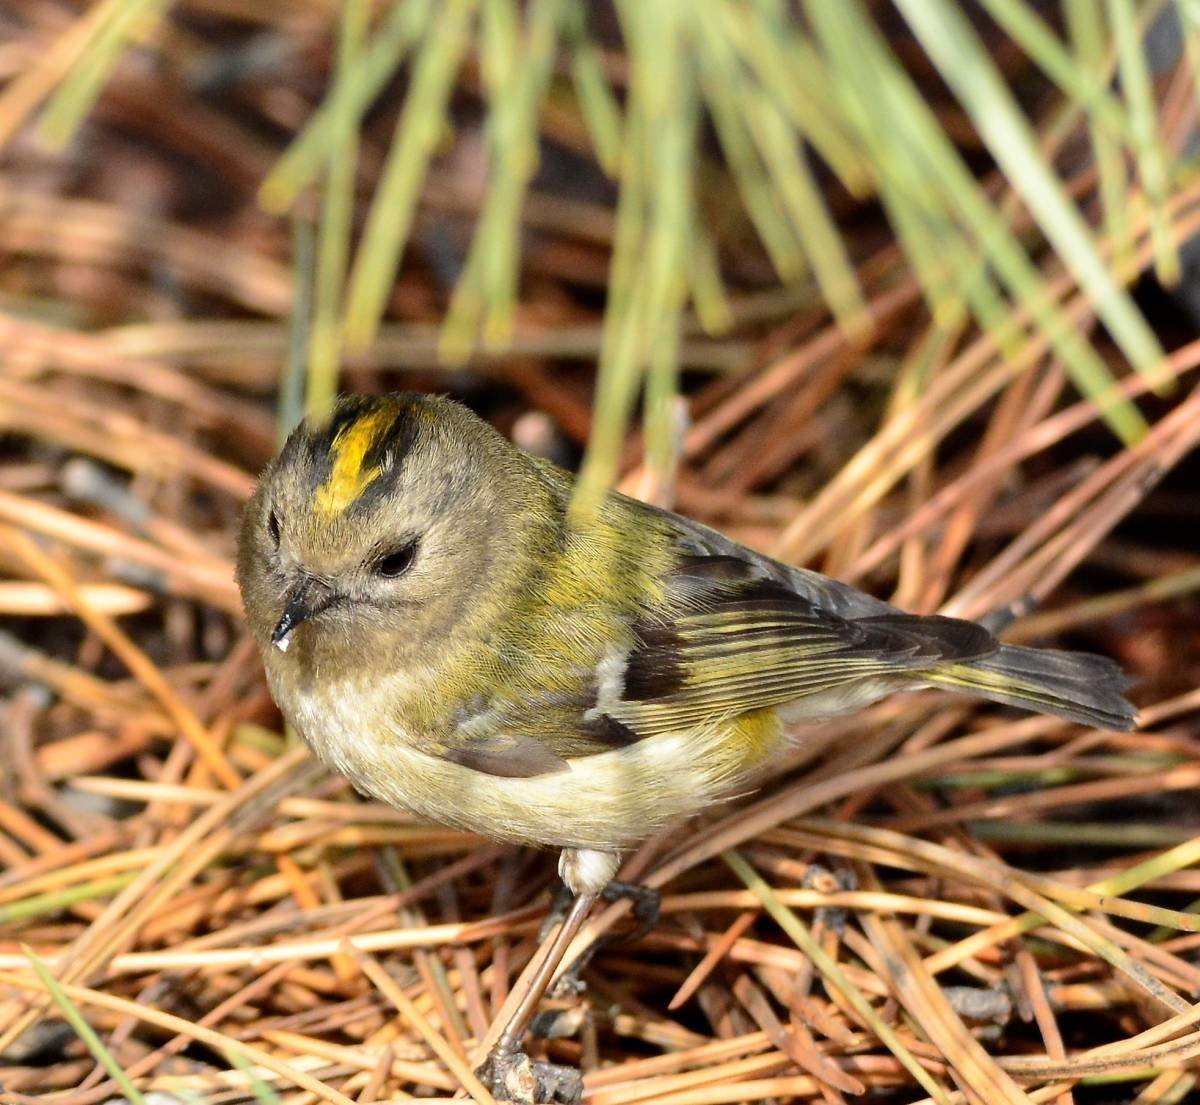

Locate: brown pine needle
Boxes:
[342,941,497,1105]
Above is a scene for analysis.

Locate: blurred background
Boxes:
[3,2,1200,1102]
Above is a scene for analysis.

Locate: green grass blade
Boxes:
[480,0,520,93]
[574,0,695,518]
[736,0,873,195]
[343,0,476,351]
[806,3,990,334]
[739,77,868,334]
[307,0,370,418]
[691,7,808,282]
[806,0,966,324]
[37,0,168,149]
[24,946,148,1105]
[1107,0,1180,284]
[259,0,434,213]
[642,306,683,494]
[441,0,566,361]
[1064,0,1132,277]
[895,0,1166,395]
[688,218,733,335]
[813,0,1147,443]
[564,4,623,175]
[976,0,1133,144]
[0,874,136,925]
[225,1045,284,1104]
[281,216,314,442]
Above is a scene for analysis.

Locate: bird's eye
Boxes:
[267,509,281,546]
[374,540,418,579]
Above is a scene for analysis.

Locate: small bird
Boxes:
[237,392,1135,1098]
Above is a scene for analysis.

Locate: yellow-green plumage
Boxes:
[236,393,1136,896]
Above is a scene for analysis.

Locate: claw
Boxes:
[478,1048,582,1105]
[604,879,660,935]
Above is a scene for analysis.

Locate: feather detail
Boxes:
[610,556,995,734]
[441,734,569,777]
[924,646,1137,730]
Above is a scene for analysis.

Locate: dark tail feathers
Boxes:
[924,644,1136,731]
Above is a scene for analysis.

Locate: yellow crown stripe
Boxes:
[314,407,398,517]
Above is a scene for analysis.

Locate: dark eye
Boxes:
[267,509,281,545]
[374,540,418,578]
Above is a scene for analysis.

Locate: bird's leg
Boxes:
[547,880,660,999]
[478,890,597,1105]
[478,849,620,1105]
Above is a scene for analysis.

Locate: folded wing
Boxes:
[611,553,997,734]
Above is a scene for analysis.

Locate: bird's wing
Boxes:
[425,493,998,774]
[635,500,901,620]
[435,687,644,773]
[606,549,998,734]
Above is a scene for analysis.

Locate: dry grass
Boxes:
[2,4,1200,1104]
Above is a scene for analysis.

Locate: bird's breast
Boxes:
[269,666,791,853]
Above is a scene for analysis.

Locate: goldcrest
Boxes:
[237,393,1135,898]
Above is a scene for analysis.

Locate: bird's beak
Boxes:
[271,581,336,653]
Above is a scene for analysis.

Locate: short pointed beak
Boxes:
[271,582,335,653]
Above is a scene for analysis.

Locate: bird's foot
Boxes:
[603,878,661,931]
[477,1047,582,1105]
[549,880,660,999]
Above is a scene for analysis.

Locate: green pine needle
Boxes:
[23,946,148,1105]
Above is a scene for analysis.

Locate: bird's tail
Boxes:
[923,645,1136,731]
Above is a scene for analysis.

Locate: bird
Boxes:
[236,391,1135,1100]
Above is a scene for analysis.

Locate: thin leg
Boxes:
[496,890,595,1056]
[480,890,597,1103]
[548,881,661,999]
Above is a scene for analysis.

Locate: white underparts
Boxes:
[286,670,771,853]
